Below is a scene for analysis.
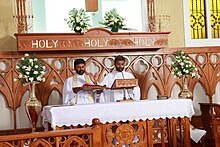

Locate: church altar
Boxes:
[41,99,194,146]
[41,99,194,129]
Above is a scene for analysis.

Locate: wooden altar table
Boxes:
[41,99,194,147]
[42,99,194,129]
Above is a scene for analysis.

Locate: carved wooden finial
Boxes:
[92,118,100,125]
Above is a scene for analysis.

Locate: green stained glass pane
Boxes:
[210,0,220,38]
[190,0,207,39]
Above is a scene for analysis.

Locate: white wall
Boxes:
[0,94,14,130]
[35,0,146,32]
[102,0,146,31]
[45,0,86,32]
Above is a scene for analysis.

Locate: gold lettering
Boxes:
[90,39,97,47]
[84,39,90,47]
[52,40,58,48]
[31,37,153,49]
[133,38,139,46]
[39,40,46,48]
[45,40,52,48]
[103,39,108,47]
[145,38,151,46]
[139,38,146,46]
[32,40,38,48]
[97,39,103,47]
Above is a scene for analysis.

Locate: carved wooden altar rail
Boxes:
[1,46,220,130]
[0,117,191,147]
[0,118,101,147]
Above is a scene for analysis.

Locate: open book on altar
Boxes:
[111,78,138,102]
[73,84,106,91]
[111,79,138,90]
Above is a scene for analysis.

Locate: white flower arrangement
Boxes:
[99,8,126,31]
[14,54,46,85]
[171,51,200,78]
[65,8,91,33]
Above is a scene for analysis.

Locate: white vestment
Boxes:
[63,73,97,105]
[100,70,140,102]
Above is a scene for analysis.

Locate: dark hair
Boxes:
[114,55,125,64]
[74,59,85,67]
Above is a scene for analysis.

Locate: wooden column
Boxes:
[92,118,102,147]
[146,119,154,147]
[182,117,191,147]
[167,118,178,147]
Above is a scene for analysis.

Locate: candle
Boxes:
[30,0,33,18]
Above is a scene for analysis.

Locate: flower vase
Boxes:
[74,28,82,34]
[178,76,193,99]
[111,28,119,32]
[25,82,42,132]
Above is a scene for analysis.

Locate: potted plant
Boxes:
[65,8,91,33]
[99,8,126,32]
[171,50,200,98]
[14,53,46,132]
[15,53,46,85]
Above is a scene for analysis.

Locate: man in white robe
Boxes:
[63,59,98,105]
[100,55,140,102]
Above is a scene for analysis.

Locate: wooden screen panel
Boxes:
[1,47,220,130]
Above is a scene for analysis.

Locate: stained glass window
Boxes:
[210,0,220,38]
[190,0,207,39]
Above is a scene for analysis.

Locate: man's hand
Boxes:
[96,89,103,94]
[73,87,82,93]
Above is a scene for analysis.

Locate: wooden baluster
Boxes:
[167,118,172,147]
[182,117,191,147]
[172,118,178,147]
[92,118,102,147]
[167,118,178,147]
[158,119,166,147]
[146,119,154,147]
[55,136,60,147]
[20,140,24,146]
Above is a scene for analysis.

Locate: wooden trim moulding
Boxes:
[15,28,170,52]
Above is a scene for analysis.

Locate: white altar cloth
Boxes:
[41,99,194,129]
[190,128,206,143]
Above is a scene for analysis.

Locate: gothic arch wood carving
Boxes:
[29,139,53,147]
[1,46,220,129]
[62,136,87,147]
